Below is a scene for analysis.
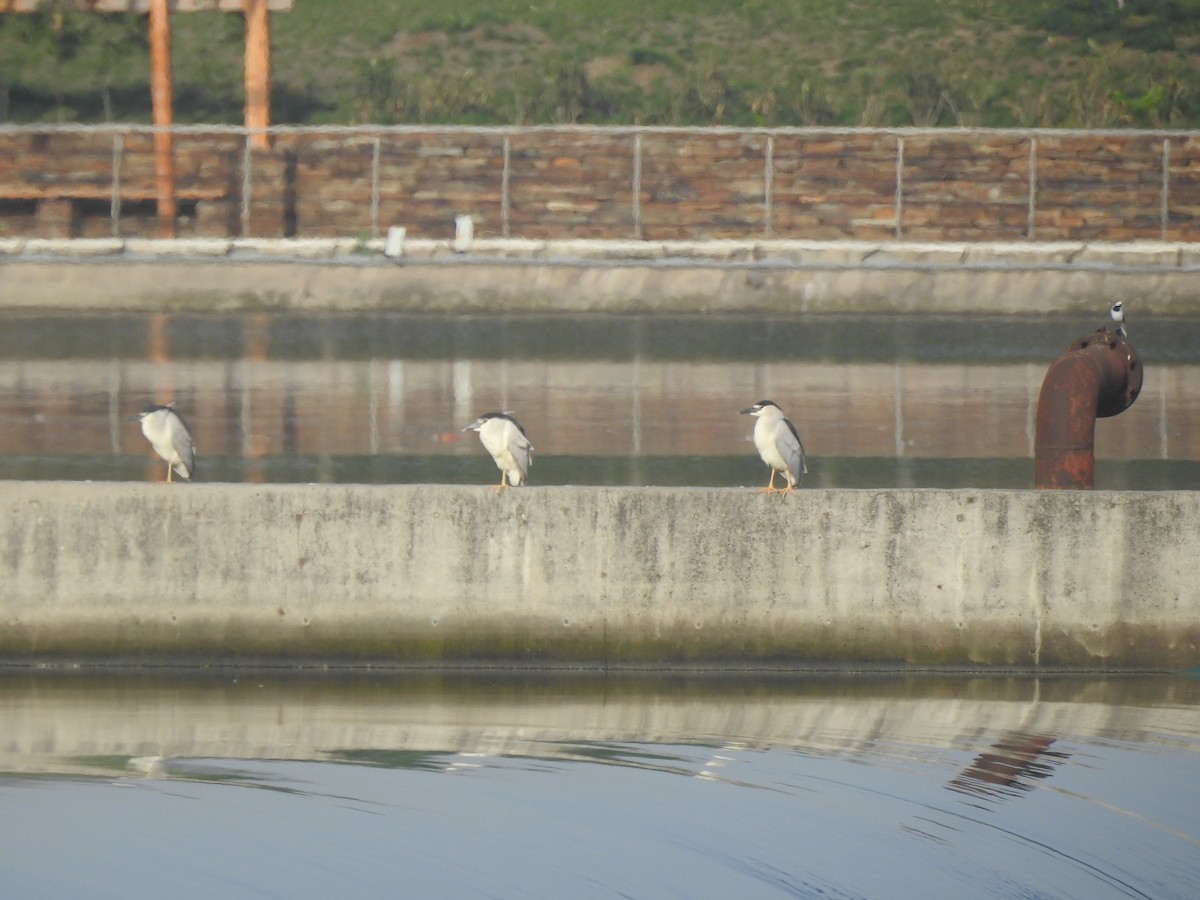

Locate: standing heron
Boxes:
[130,403,195,482]
[739,400,806,494]
[1110,301,1127,338]
[463,412,533,489]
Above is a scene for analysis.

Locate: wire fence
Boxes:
[0,123,1197,242]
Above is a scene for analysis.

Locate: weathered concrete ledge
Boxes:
[2,482,1196,670]
[3,238,1200,314]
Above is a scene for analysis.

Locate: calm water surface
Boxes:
[2,672,1198,898]
[5,310,1198,896]
[2,311,1200,488]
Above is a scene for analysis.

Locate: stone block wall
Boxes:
[0,126,1196,242]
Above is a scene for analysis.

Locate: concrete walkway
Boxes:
[3,237,1200,314]
[3,482,1195,670]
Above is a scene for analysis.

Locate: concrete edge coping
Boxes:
[2,236,1200,269]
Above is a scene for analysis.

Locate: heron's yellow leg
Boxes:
[760,468,779,493]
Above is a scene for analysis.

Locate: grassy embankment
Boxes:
[0,0,1196,127]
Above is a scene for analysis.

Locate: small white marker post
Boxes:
[384,226,406,258]
[454,215,474,253]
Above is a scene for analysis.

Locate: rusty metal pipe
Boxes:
[1035,328,1142,489]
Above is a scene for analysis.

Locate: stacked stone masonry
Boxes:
[0,126,1196,241]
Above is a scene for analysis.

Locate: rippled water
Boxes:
[2,672,1198,898]
[2,311,1200,488]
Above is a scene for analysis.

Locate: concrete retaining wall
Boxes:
[5,238,1200,314]
[2,482,1196,670]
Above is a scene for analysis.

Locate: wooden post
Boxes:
[149,0,176,238]
[244,0,271,149]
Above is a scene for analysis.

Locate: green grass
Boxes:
[1,1,1197,127]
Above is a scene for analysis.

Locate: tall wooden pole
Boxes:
[149,0,176,238]
[244,0,271,149]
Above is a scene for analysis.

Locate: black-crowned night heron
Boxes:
[739,399,806,494]
[463,412,533,489]
[130,403,195,482]
[1110,301,1127,337]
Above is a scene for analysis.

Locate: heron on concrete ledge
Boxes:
[740,400,806,494]
[130,403,195,482]
[463,412,533,489]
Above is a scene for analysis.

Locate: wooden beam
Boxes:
[243,0,270,149]
[0,3,294,12]
[149,0,176,238]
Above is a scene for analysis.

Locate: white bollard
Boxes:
[454,214,474,253]
[384,226,407,258]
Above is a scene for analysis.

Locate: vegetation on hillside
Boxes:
[0,0,1197,128]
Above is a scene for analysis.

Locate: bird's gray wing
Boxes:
[169,416,197,477]
[784,417,807,475]
[514,437,532,476]
[513,430,533,470]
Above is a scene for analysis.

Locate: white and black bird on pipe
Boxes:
[130,402,195,482]
[463,412,533,489]
[1110,301,1127,338]
[740,400,807,494]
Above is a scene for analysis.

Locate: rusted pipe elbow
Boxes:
[1034,328,1142,489]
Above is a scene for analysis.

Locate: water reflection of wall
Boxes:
[1,358,1197,462]
[2,676,1196,778]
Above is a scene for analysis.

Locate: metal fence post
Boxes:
[501,134,511,238]
[370,136,381,238]
[110,133,123,237]
[894,136,904,239]
[1027,136,1038,241]
[764,134,774,239]
[632,132,643,240]
[240,132,253,237]
[1161,137,1170,241]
